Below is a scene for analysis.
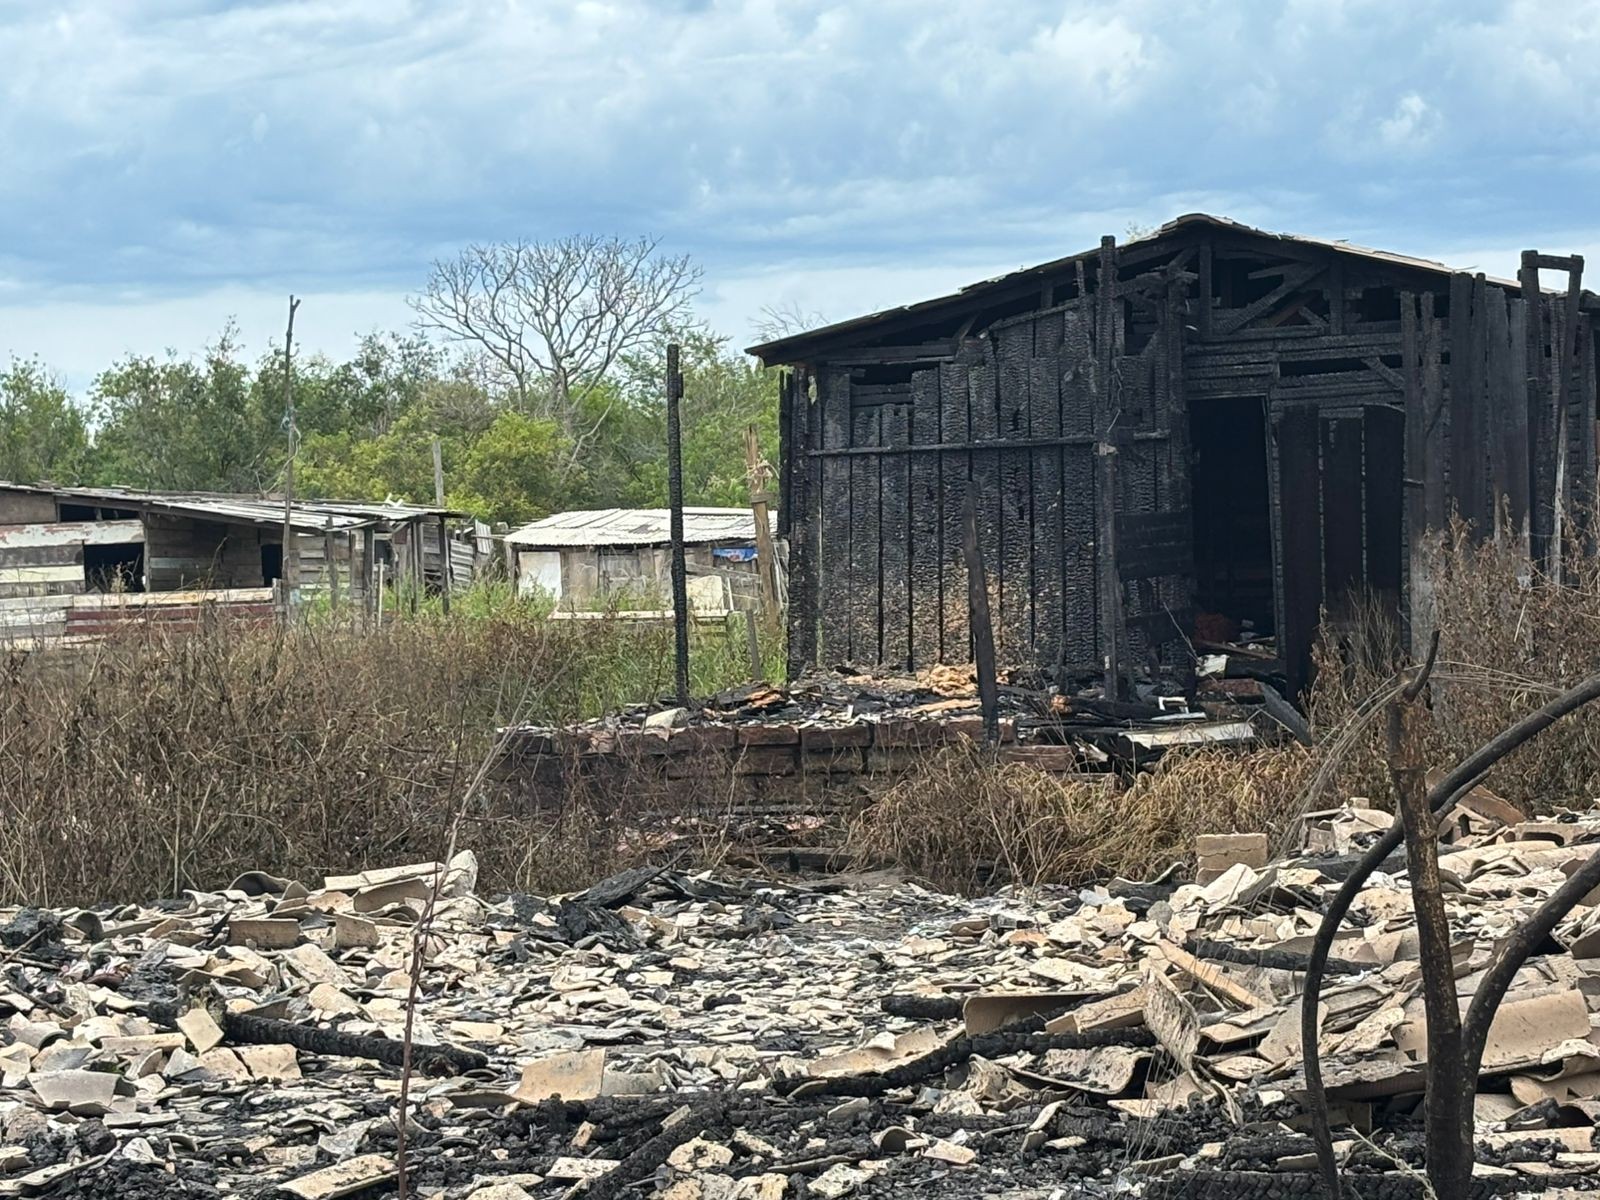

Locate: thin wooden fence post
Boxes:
[962,494,999,746]
[666,343,690,706]
[743,609,762,679]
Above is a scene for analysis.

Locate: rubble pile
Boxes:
[5,796,1600,1198]
[502,665,1272,776]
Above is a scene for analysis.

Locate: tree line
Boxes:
[0,236,788,527]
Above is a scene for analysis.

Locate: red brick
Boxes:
[669,725,736,753]
[872,718,943,748]
[801,748,866,775]
[732,747,799,775]
[943,716,1016,744]
[736,723,799,746]
[800,724,872,751]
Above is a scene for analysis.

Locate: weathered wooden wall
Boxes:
[1403,262,1596,651]
[790,250,1191,680]
[780,227,1600,695]
[144,516,267,591]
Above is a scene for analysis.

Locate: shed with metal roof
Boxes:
[504,508,781,612]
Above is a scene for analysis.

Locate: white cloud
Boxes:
[0,287,415,395]
[1,0,1600,378]
[1377,92,1440,149]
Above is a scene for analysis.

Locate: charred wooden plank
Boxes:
[1421,293,1448,535]
[938,348,974,661]
[1447,273,1481,530]
[1321,414,1364,612]
[969,339,1003,663]
[1277,407,1323,698]
[1030,309,1066,668]
[908,367,943,668]
[996,323,1034,662]
[879,389,911,670]
[817,367,853,665]
[1213,264,1326,335]
[1095,237,1124,696]
[1365,405,1404,600]
[824,342,957,365]
[1061,300,1099,667]
[1521,252,1554,564]
[848,394,882,664]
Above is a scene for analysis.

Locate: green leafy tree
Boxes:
[594,329,778,508]
[91,327,271,491]
[0,358,92,484]
[452,410,570,525]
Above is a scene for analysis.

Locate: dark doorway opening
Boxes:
[1190,397,1274,644]
[84,543,145,593]
[261,542,283,586]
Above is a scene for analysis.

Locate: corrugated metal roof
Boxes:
[0,483,463,531]
[505,508,773,548]
[747,211,1536,362]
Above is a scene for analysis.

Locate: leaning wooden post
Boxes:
[435,515,451,616]
[280,295,301,606]
[744,423,782,625]
[666,343,691,706]
[1303,663,1600,1198]
[1386,634,1469,1200]
[324,524,340,610]
[961,494,1000,747]
[432,438,452,613]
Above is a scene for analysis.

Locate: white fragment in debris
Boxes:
[0,1146,30,1173]
[176,1007,224,1053]
[921,1138,977,1164]
[513,1048,607,1103]
[466,1183,538,1200]
[279,943,354,990]
[547,1156,620,1182]
[667,1136,736,1171]
[237,1043,301,1081]
[808,1161,884,1198]
[29,1068,118,1114]
[278,1153,396,1199]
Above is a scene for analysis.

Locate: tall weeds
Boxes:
[1306,526,1600,811]
[0,607,769,907]
[846,744,1312,894]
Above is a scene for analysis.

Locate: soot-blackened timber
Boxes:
[752,213,1599,697]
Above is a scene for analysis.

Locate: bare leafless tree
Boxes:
[752,299,828,344]
[411,235,701,467]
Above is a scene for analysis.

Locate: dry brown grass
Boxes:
[845,743,1313,894]
[852,527,1600,891]
[1305,525,1600,813]
[0,611,763,908]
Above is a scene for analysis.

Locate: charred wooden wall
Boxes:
[784,244,1191,681]
[778,227,1599,694]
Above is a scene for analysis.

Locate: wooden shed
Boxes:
[505,508,782,614]
[0,483,478,645]
[751,213,1598,696]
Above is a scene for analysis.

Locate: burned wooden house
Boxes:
[751,214,1596,696]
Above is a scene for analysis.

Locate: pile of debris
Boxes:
[4,796,1600,1198]
[501,665,1277,779]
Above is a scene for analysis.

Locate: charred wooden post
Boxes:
[666,343,691,707]
[1303,665,1600,1198]
[1094,236,1125,700]
[961,494,999,746]
[1385,635,1470,1200]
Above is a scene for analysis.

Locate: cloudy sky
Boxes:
[4,0,1600,390]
